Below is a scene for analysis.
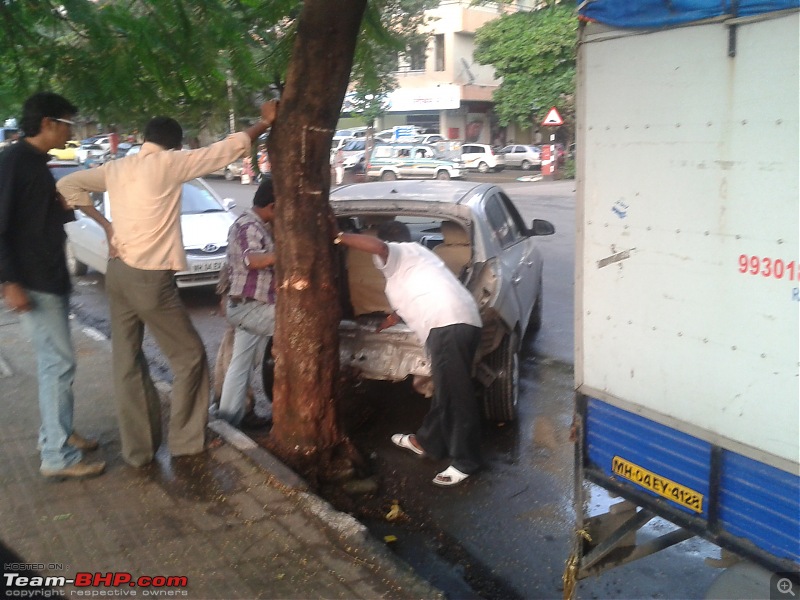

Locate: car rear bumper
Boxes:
[339,318,430,381]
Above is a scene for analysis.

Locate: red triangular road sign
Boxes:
[541,106,563,126]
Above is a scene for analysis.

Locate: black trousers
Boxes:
[416,323,482,474]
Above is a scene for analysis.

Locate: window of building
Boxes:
[435,34,445,72]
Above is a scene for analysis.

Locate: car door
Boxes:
[461,145,480,170]
[500,146,514,167]
[66,192,111,273]
[411,146,436,178]
[482,191,538,332]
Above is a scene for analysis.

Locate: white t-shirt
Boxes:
[374,242,482,345]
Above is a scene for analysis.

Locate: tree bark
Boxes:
[267,0,367,483]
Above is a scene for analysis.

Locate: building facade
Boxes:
[340,0,538,145]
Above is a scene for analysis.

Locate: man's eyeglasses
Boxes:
[50,117,75,126]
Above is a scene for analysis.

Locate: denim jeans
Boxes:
[216,300,274,426]
[19,289,83,471]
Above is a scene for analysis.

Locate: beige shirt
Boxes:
[57,132,250,271]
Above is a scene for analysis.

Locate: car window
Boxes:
[497,192,527,238]
[181,181,224,214]
[462,145,476,154]
[484,195,515,247]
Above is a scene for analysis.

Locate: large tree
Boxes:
[473,3,577,135]
[267,0,367,484]
[1,0,439,482]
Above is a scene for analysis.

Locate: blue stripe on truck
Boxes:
[719,452,800,564]
[586,398,800,565]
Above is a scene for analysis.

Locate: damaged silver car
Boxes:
[328,180,554,422]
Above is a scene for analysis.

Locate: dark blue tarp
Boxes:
[578,0,799,28]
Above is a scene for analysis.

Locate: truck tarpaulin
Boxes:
[578,0,800,28]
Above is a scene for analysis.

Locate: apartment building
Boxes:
[341,0,538,145]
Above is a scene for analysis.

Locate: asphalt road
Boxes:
[67,172,721,600]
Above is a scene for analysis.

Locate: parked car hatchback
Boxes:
[460,143,505,173]
[324,180,555,422]
[64,178,236,288]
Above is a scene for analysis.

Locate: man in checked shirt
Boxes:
[215,177,277,427]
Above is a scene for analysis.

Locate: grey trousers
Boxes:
[106,259,209,466]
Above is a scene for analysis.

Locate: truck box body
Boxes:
[575,2,799,575]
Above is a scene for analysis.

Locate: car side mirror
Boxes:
[529,219,555,236]
[223,198,236,211]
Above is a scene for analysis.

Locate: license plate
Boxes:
[191,261,223,273]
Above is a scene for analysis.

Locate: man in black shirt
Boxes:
[0,93,105,479]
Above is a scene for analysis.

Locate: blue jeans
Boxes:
[19,289,83,471]
[216,300,274,427]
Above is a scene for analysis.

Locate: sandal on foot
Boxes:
[432,465,470,487]
[391,433,425,457]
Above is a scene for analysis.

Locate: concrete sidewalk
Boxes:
[0,308,441,600]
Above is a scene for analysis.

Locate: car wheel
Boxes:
[381,171,397,181]
[261,337,274,403]
[521,160,531,171]
[436,170,451,180]
[482,331,519,422]
[65,243,88,277]
[477,161,489,174]
[224,168,235,181]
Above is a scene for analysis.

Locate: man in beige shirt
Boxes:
[57,102,278,467]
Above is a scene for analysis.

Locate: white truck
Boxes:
[569,2,799,596]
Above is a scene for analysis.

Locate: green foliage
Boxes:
[0,0,434,134]
[473,4,577,131]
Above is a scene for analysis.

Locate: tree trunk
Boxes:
[267,0,367,484]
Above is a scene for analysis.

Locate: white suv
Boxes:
[460,144,505,173]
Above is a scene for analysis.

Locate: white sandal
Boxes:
[391,433,425,456]
[432,465,470,487]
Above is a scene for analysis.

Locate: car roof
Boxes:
[330,180,493,206]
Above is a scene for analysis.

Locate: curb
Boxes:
[209,419,445,600]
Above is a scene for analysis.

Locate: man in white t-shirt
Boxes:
[334,221,482,486]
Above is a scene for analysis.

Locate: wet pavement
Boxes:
[0,309,441,600]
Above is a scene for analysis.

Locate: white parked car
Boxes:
[74,143,108,164]
[412,133,448,145]
[501,144,542,170]
[460,143,505,173]
[65,178,236,288]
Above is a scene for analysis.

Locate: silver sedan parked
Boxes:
[501,144,542,170]
[329,180,554,421]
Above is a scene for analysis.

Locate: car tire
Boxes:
[482,331,519,422]
[65,243,88,277]
[261,336,274,403]
[477,161,489,174]
[224,168,235,181]
[381,171,397,181]
[436,170,451,180]
[521,160,531,171]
